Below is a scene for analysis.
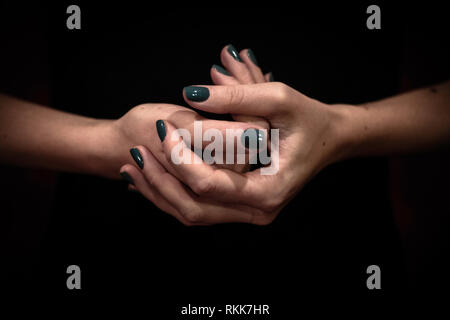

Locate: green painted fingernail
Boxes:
[212,64,230,76]
[227,44,242,62]
[120,171,134,185]
[268,72,274,82]
[156,120,166,142]
[184,86,210,102]
[247,49,258,66]
[130,148,144,169]
[241,128,265,149]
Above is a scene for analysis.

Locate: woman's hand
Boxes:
[121,82,352,225]
[0,46,271,182]
[209,44,272,128]
[123,77,450,226]
[109,45,272,179]
[102,102,264,179]
[0,94,261,180]
[207,44,272,171]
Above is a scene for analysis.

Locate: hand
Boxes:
[208,44,272,171]
[104,45,271,179]
[99,102,263,179]
[209,44,272,128]
[122,82,353,225]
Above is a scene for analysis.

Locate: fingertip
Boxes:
[239,48,256,66]
[161,119,179,141]
[156,119,166,142]
[238,49,247,63]
[132,145,158,166]
[120,164,132,173]
[158,119,178,149]
[120,165,137,185]
[220,45,230,67]
[183,85,210,103]
[226,44,243,62]
[211,66,241,86]
[212,64,230,76]
[210,68,223,86]
[245,48,258,66]
[220,44,229,57]
[265,72,274,82]
[130,146,144,169]
[128,184,139,192]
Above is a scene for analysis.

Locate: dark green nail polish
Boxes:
[156,120,166,142]
[247,49,258,66]
[130,148,144,169]
[227,44,242,62]
[241,128,265,149]
[184,86,210,102]
[120,171,134,185]
[268,72,274,82]
[212,64,230,76]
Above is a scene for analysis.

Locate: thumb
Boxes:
[182,82,293,118]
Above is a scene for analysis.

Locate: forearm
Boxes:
[0,94,121,178]
[340,81,450,158]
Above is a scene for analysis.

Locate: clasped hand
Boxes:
[116,45,351,226]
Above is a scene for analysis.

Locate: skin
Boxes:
[122,48,450,226]
[0,96,265,179]
[0,47,267,180]
[1,45,449,226]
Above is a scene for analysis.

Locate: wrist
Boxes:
[327,103,367,163]
[82,119,126,179]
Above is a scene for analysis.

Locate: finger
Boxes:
[265,72,275,82]
[124,148,212,225]
[120,164,194,225]
[183,83,293,117]
[128,146,258,224]
[164,116,264,155]
[164,116,269,175]
[127,183,140,193]
[158,120,274,207]
[220,44,255,84]
[211,50,268,128]
[239,49,266,83]
[160,103,260,137]
[210,64,240,86]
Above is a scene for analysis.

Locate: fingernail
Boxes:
[247,49,258,66]
[156,120,166,142]
[268,72,274,82]
[241,128,265,149]
[130,148,144,169]
[227,44,242,62]
[120,171,134,185]
[212,64,230,76]
[184,86,210,102]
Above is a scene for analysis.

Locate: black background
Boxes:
[1,1,449,315]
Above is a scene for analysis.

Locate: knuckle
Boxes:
[132,103,148,112]
[145,172,160,187]
[181,206,204,224]
[226,86,245,108]
[146,175,157,187]
[260,196,282,213]
[192,176,216,196]
[272,82,291,104]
